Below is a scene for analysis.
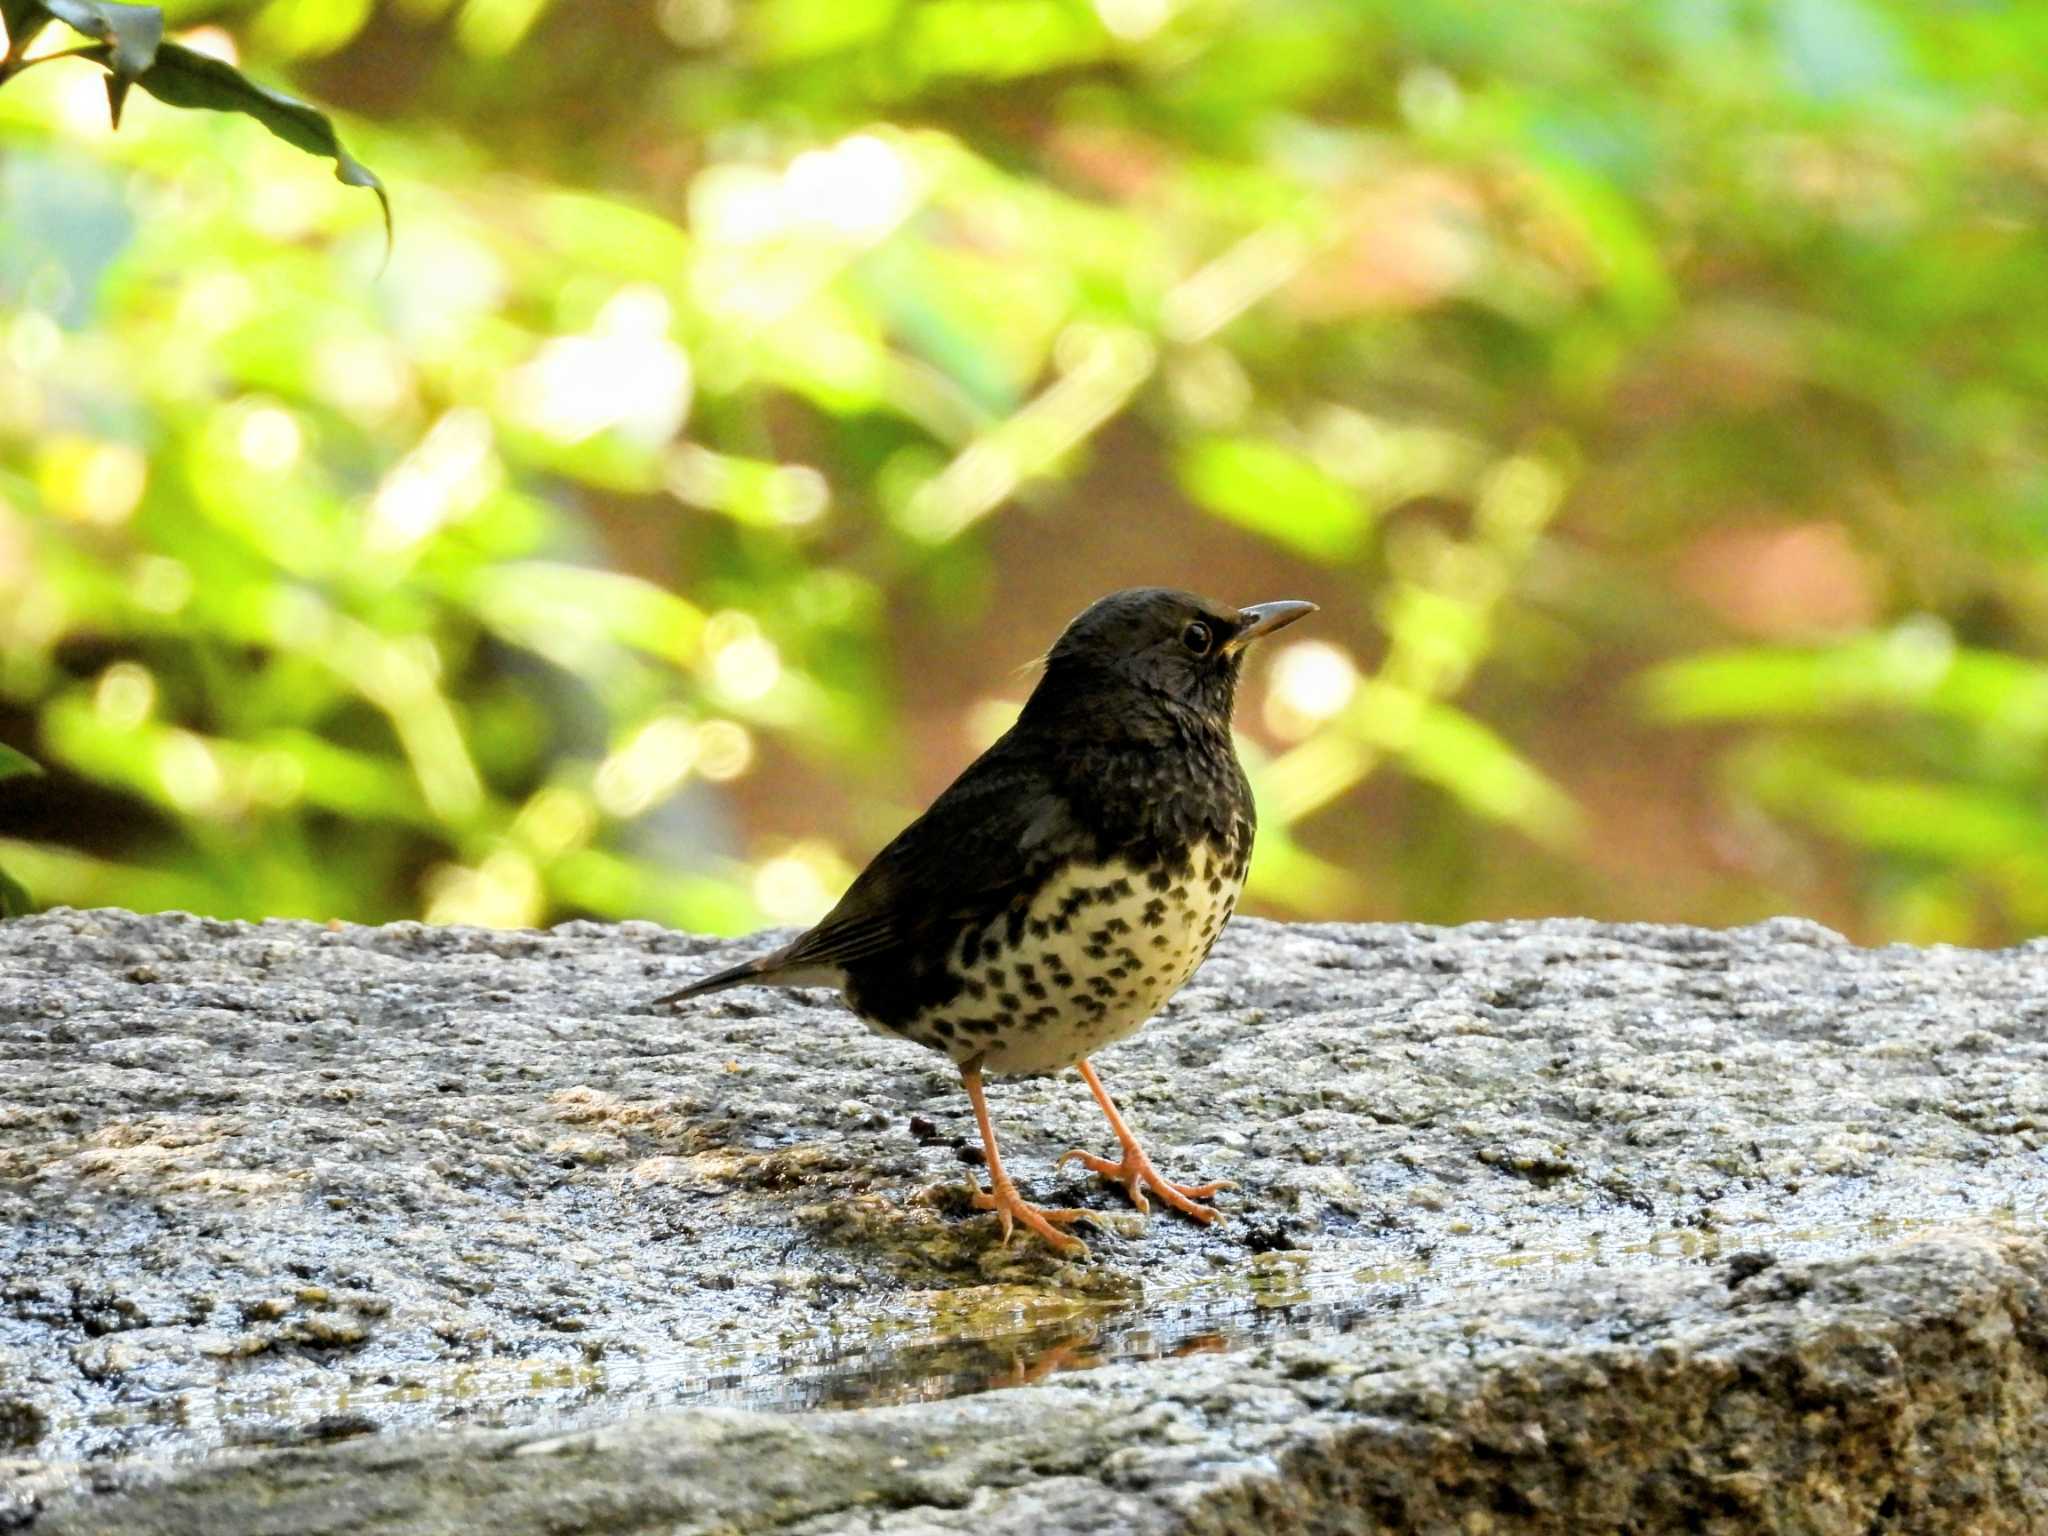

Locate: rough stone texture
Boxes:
[3,908,2046,1532]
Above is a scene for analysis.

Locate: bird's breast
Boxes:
[874,825,1250,1076]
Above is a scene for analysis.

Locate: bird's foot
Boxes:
[970,1180,1093,1255]
[1057,1143,1229,1223]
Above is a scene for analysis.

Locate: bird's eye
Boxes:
[1181,620,1213,655]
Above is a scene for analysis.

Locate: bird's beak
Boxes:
[1225,599,1318,654]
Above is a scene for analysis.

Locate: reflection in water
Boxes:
[29,1208,2030,1463]
[650,1210,2026,1412]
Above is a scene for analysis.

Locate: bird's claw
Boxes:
[970,1182,1093,1255]
[1057,1146,1230,1223]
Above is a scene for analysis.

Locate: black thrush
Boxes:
[655,587,1316,1253]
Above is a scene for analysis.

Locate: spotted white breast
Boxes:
[878,833,1246,1077]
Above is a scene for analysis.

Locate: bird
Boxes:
[654,587,1316,1254]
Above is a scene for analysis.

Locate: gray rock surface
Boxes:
[2,908,2045,1532]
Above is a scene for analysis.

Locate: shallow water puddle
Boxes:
[28,1204,2033,1467]
[663,1206,2032,1412]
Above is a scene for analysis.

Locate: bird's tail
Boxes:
[650,943,844,1008]
[650,953,776,1008]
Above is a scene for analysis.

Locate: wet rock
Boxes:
[16,1237,2048,1534]
[2,908,2046,1532]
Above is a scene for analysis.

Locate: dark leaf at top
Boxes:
[0,8,386,245]
[128,41,391,248]
[0,0,51,65]
[33,0,158,82]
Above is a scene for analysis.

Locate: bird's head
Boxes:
[1034,587,1317,723]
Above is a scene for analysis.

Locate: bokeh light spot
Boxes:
[157,731,226,816]
[785,133,917,237]
[7,312,60,373]
[236,405,305,475]
[131,556,195,615]
[40,437,146,526]
[1263,640,1360,740]
[423,849,543,927]
[693,720,754,783]
[367,409,497,555]
[176,26,240,63]
[506,286,691,447]
[751,844,848,926]
[965,698,1022,751]
[1095,0,1170,42]
[94,662,156,732]
[594,714,699,819]
[515,786,597,856]
[658,0,732,46]
[314,336,414,424]
[710,633,782,703]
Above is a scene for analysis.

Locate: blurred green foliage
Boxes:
[1,0,388,228]
[0,0,2044,945]
[0,740,35,912]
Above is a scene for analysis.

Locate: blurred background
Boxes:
[1,0,2045,946]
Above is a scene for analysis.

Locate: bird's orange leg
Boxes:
[1058,1059,1229,1223]
[960,1061,1092,1255]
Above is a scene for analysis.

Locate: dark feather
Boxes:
[777,731,1085,979]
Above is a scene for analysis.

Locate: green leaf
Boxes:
[1734,742,2048,871]
[0,743,43,782]
[905,0,1105,79]
[251,0,376,61]
[748,0,898,62]
[128,40,391,246]
[454,563,706,668]
[1401,701,1583,848]
[1175,436,1372,563]
[1639,634,2048,736]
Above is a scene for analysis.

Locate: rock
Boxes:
[2,908,2046,1532]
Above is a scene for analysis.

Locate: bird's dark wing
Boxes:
[773,732,1082,977]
